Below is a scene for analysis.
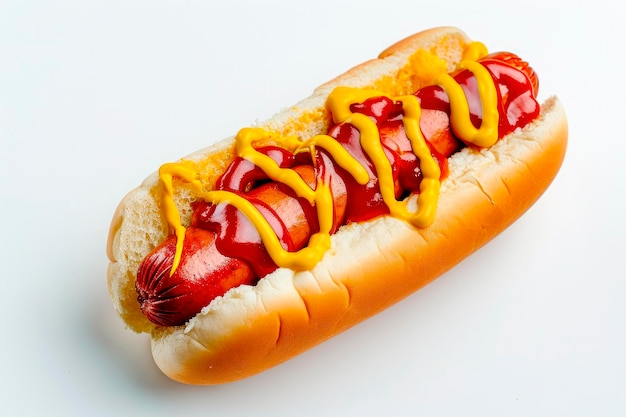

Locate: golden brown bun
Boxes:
[106,27,568,384]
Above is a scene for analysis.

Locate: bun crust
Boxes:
[106,27,568,384]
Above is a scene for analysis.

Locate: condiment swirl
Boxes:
[159,43,498,275]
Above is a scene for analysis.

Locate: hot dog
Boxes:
[106,27,568,384]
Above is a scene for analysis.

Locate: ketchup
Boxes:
[136,53,540,326]
[190,56,539,276]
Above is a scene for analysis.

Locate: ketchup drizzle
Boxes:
[136,54,540,326]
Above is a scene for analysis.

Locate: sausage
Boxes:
[136,53,540,327]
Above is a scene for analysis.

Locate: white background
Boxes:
[1,0,624,415]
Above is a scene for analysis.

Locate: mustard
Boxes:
[159,43,499,275]
[436,60,499,147]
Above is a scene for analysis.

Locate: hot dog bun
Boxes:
[106,26,568,384]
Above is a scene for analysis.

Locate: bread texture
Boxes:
[106,27,568,384]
